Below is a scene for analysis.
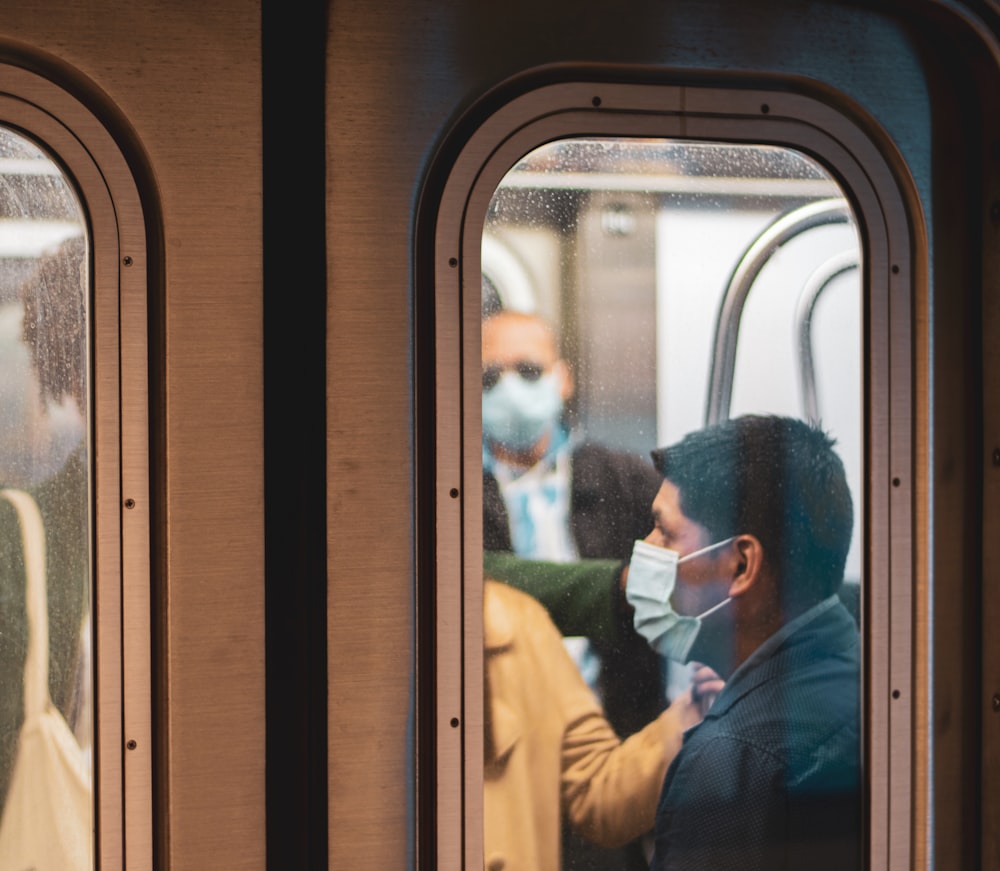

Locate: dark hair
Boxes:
[651,414,853,607]
[20,234,87,405]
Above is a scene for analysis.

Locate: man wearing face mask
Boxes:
[481,308,666,871]
[624,414,861,871]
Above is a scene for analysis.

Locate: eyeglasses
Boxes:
[482,361,546,391]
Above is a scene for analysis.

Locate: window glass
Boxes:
[481,137,862,870]
[0,127,91,865]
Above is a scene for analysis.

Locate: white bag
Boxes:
[0,488,92,871]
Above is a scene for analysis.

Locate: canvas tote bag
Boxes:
[0,488,92,871]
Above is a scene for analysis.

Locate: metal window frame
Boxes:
[0,63,152,870]
[433,78,923,870]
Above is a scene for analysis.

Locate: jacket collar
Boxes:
[484,583,516,652]
[702,595,857,721]
[483,583,520,762]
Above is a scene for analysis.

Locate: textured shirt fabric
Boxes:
[483,438,661,567]
[651,596,861,871]
[486,427,579,562]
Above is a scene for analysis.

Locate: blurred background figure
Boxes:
[0,233,91,809]
[481,307,665,871]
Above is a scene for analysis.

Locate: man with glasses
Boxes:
[481,308,665,871]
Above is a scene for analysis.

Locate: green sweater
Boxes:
[483,551,624,643]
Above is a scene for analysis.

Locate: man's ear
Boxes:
[728,534,764,597]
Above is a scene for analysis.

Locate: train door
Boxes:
[434,84,913,868]
[0,2,993,870]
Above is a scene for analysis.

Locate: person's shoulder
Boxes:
[484,577,540,610]
[483,579,555,646]
[572,441,661,490]
[663,726,786,810]
[574,440,640,462]
[709,636,859,761]
[573,441,658,474]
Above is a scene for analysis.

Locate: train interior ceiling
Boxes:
[0,0,994,869]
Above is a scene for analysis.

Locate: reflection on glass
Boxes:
[481,138,862,870]
[0,128,92,867]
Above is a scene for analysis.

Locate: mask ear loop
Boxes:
[695,595,733,621]
[677,536,736,565]
[677,537,737,620]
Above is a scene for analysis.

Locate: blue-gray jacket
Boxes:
[651,595,861,871]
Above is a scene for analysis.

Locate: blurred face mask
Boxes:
[626,537,735,662]
[481,368,563,452]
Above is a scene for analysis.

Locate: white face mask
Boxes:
[626,537,735,663]
[482,370,563,452]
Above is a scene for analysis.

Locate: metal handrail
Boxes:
[795,251,860,424]
[704,198,853,425]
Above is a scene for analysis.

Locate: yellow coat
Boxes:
[483,580,701,871]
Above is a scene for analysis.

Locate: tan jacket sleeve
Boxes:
[560,690,701,846]
[505,574,703,848]
[483,579,703,862]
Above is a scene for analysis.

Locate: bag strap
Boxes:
[1,488,50,719]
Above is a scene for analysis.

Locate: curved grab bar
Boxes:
[704,198,853,425]
[795,251,860,424]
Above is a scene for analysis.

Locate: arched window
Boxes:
[434,81,918,869]
[0,62,152,870]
